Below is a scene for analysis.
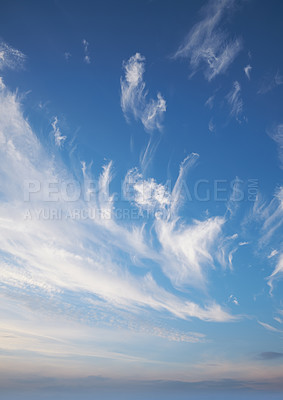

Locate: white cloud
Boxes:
[0,81,233,325]
[139,134,161,172]
[0,76,5,90]
[248,187,283,247]
[51,116,67,147]
[261,187,283,242]
[268,249,278,259]
[258,320,282,333]
[267,253,283,294]
[155,215,225,289]
[244,64,252,80]
[82,39,91,64]
[226,176,243,217]
[0,41,26,71]
[123,153,196,232]
[64,52,71,61]
[84,55,90,64]
[173,0,242,81]
[120,53,166,132]
[226,81,243,119]
[142,93,166,131]
[267,124,283,169]
[123,153,237,291]
[170,153,199,216]
[208,118,215,132]
[205,95,215,109]
[216,233,239,271]
[229,295,239,305]
[123,168,171,212]
[258,71,283,94]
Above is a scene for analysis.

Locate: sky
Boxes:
[0,0,283,399]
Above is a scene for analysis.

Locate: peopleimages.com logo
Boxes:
[23,178,259,203]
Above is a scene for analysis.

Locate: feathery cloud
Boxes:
[205,95,215,109]
[0,76,5,90]
[208,118,215,132]
[155,215,225,289]
[173,0,242,81]
[0,81,233,324]
[0,40,26,71]
[82,38,91,64]
[258,321,283,333]
[247,187,283,249]
[51,116,66,147]
[267,253,283,294]
[268,249,278,259]
[267,124,283,169]
[260,187,283,243]
[229,295,239,305]
[64,52,71,61]
[226,176,243,217]
[258,71,283,94]
[120,53,166,132]
[123,153,236,290]
[226,81,243,119]
[244,64,252,80]
[123,168,171,212]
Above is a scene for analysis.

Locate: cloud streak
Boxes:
[173,0,242,81]
[267,124,283,169]
[82,39,91,64]
[258,71,283,94]
[120,53,166,132]
[258,321,283,333]
[0,40,26,71]
[51,116,66,147]
[123,153,239,291]
[267,253,283,294]
[244,64,252,80]
[0,80,233,326]
[226,81,243,119]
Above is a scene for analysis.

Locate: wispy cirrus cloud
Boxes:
[267,253,283,294]
[205,95,215,109]
[246,187,283,251]
[123,154,240,291]
[173,0,242,81]
[258,321,283,333]
[268,249,278,259]
[0,79,233,326]
[64,51,71,61]
[258,71,283,94]
[0,40,26,71]
[51,116,67,147]
[120,53,166,132]
[226,81,243,119]
[229,294,239,305]
[267,124,283,169]
[244,64,252,80]
[123,168,171,212]
[208,118,215,132]
[226,176,243,217]
[259,187,283,244]
[82,38,91,64]
[155,215,225,289]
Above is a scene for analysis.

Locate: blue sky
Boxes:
[0,0,283,399]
